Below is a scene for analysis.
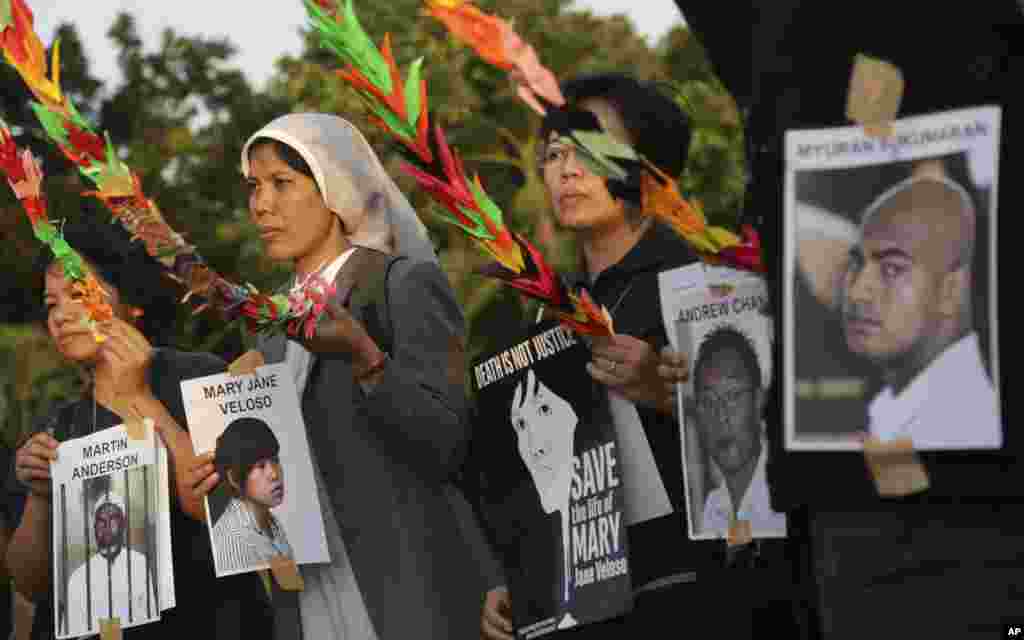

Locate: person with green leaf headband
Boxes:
[479,72,786,640]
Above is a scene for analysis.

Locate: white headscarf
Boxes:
[241,113,438,264]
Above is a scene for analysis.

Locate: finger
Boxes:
[481,614,514,640]
[590,356,623,380]
[98,337,131,366]
[661,351,690,379]
[187,460,214,480]
[587,334,613,349]
[496,595,514,632]
[660,345,688,366]
[18,467,52,482]
[589,341,628,361]
[483,602,512,631]
[25,441,59,461]
[481,620,514,640]
[99,328,137,358]
[586,362,621,388]
[194,472,220,499]
[25,431,60,451]
[36,431,61,450]
[17,455,54,472]
[112,326,152,361]
[111,318,149,349]
[191,452,216,469]
[657,363,689,383]
[27,481,52,496]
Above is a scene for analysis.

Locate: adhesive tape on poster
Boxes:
[846,53,904,139]
[124,418,150,441]
[863,436,930,497]
[100,618,122,640]
[228,349,266,377]
[270,555,305,591]
[727,519,753,547]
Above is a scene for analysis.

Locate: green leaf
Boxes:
[61,254,84,280]
[562,136,629,181]
[65,95,94,131]
[364,98,416,142]
[0,0,13,30]
[404,57,425,130]
[155,245,181,259]
[30,103,71,147]
[32,221,58,243]
[571,130,639,162]
[431,206,487,241]
[304,0,391,94]
[50,237,73,258]
[468,179,505,233]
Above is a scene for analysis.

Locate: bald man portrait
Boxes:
[838,172,1001,449]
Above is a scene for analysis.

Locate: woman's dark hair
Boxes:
[247,138,316,182]
[214,416,281,498]
[539,72,694,178]
[34,202,179,346]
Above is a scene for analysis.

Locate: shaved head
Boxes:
[862,177,976,275]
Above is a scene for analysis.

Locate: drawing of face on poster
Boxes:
[472,322,633,636]
[693,327,764,479]
[510,369,578,515]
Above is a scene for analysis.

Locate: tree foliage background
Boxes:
[0,1,743,446]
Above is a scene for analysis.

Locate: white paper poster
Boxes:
[784,106,1002,451]
[659,264,785,541]
[180,363,330,577]
[51,422,172,638]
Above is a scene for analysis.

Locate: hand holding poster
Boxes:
[659,265,785,541]
[784,106,1002,451]
[180,363,329,577]
[50,421,171,639]
[472,321,631,638]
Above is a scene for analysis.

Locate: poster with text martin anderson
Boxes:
[50,422,173,639]
[472,320,631,639]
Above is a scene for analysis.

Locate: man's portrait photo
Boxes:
[786,107,1001,450]
[684,326,787,538]
[210,416,294,575]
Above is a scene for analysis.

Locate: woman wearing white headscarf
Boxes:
[196,113,494,639]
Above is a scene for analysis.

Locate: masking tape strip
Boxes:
[124,417,152,441]
[727,518,753,547]
[846,53,904,138]
[100,618,122,640]
[863,436,930,497]
[228,349,266,377]
[270,555,305,592]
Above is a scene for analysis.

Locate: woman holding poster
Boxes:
[189,113,493,640]
[4,215,272,640]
